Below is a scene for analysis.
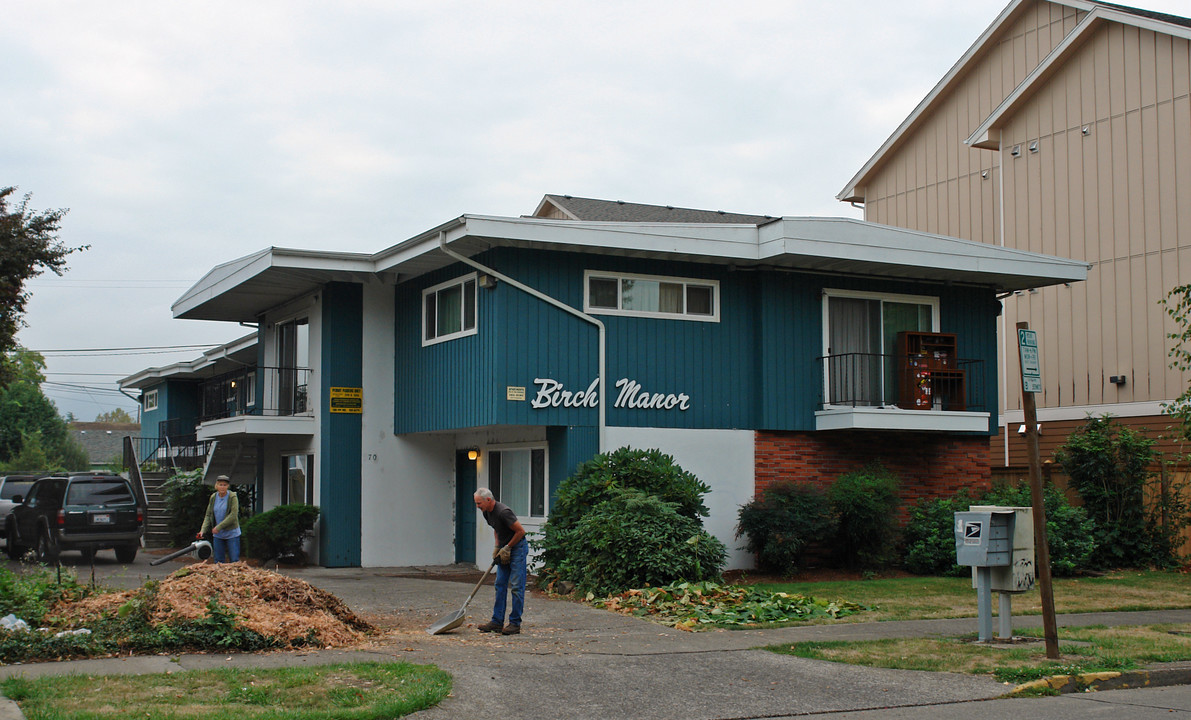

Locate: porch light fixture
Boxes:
[467,448,480,461]
[478,274,497,289]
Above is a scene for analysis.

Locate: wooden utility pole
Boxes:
[1016,321,1060,659]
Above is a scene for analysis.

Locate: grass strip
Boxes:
[0,661,451,720]
[763,622,1191,690]
[750,570,1191,624]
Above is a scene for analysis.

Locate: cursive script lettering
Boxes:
[528,377,690,411]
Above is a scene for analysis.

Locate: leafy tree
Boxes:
[94,408,134,423]
[0,187,84,386]
[1054,415,1170,568]
[0,349,88,471]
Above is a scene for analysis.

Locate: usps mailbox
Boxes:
[955,508,1031,642]
[954,510,1014,567]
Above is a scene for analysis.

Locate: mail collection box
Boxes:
[954,510,1015,567]
[970,505,1035,593]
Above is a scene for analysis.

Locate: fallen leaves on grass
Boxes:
[591,580,867,630]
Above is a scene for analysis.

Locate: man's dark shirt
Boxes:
[483,501,519,547]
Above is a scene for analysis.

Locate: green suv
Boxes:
[5,474,144,563]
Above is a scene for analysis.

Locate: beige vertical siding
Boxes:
[860,1,1191,414]
[863,2,1083,243]
[997,22,1191,410]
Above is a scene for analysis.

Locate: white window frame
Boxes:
[486,443,549,520]
[143,389,159,412]
[422,273,478,346]
[583,270,720,322]
[821,289,940,407]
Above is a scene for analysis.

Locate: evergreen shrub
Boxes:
[241,504,320,562]
[828,463,900,568]
[901,492,973,577]
[536,447,723,595]
[735,481,834,574]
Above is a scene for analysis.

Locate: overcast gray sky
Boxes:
[7,0,1186,421]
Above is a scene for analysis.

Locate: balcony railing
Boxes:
[817,352,986,411]
[126,434,213,472]
[199,366,312,423]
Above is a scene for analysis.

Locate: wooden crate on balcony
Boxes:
[897,331,965,411]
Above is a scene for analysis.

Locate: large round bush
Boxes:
[565,489,726,596]
[536,447,722,594]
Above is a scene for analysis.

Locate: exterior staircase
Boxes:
[202,439,261,489]
[140,471,174,549]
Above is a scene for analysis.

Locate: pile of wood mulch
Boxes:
[53,563,374,647]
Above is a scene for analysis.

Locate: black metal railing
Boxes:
[198,366,311,422]
[127,434,214,472]
[816,352,985,411]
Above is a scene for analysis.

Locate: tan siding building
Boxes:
[840,0,1191,466]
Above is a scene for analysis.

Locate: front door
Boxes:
[454,451,477,564]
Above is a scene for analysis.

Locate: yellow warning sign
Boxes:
[329,387,363,413]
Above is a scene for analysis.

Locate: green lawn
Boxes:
[0,661,451,720]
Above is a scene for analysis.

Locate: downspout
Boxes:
[437,231,607,452]
[998,146,1010,468]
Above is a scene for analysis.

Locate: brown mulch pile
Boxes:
[52,563,374,647]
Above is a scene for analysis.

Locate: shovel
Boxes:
[427,559,497,635]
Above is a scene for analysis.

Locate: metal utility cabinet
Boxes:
[954,506,1035,641]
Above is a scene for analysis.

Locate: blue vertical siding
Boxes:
[319,282,363,567]
[393,248,1002,437]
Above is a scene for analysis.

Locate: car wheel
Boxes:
[4,521,23,560]
[115,544,137,563]
[35,527,59,564]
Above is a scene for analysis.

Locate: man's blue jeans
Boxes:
[491,541,528,627]
[214,535,241,563]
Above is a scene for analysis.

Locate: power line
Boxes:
[26,344,218,357]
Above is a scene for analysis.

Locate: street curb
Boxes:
[1011,667,1191,695]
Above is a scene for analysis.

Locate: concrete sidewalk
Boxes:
[0,565,1188,719]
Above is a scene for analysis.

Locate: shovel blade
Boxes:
[427,608,466,635]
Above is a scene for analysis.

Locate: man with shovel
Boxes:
[473,487,527,635]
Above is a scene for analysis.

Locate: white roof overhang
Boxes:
[172,214,1089,329]
[172,247,379,322]
[118,333,258,389]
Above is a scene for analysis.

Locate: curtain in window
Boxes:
[437,286,462,335]
[497,450,530,517]
[828,297,881,405]
[659,283,683,313]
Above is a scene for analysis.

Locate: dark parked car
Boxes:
[5,474,144,563]
[0,475,39,538]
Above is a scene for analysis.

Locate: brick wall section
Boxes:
[755,430,992,522]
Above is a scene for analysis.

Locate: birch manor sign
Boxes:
[530,377,691,411]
